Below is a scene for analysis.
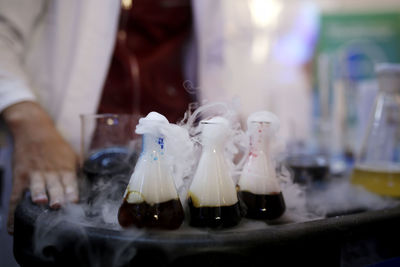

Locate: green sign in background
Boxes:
[312,11,400,158]
[315,12,400,81]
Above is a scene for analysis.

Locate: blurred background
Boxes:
[1,0,400,265]
[193,0,400,177]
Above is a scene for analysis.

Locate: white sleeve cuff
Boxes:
[0,79,36,113]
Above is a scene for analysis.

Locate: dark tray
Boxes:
[13,191,400,267]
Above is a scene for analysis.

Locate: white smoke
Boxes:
[307,179,400,217]
[33,176,142,267]
[179,101,248,184]
[135,112,195,190]
[31,101,400,266]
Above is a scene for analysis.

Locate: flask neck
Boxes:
[142,133,165,157]
[248,122,273,156]
[202,137,226,153]
[201,121,229,152]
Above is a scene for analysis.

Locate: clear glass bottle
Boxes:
[118,114,184,229]
[351,63,400,197]
[188,117,241,228]
[238,112,286,219]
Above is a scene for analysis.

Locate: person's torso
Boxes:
[98,0,195,123]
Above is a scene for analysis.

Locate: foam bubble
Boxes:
[127,112,196,203]
[238,154,281,194]
[135,112,169,135]
[126,155,179,204]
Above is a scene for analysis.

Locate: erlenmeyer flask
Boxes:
[118,113,184,229]
[188,117,241,228]
[238,111,286,220]
[351,63,400,197]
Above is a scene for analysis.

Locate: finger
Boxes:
[29,171,48,204]
[44,172,64,209]
[60,171,79,203]
[7,168,29,235]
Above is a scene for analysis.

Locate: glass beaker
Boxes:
[80,114,141,181]
[351,63,400,197]
[285,119,331,186]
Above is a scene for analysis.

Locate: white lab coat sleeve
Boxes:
[0,0,46,112]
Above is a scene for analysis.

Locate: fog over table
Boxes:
[13,102,400,267]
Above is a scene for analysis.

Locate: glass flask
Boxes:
[188,117,241,228]
[238,112,286,219]
[118,114,184,229]
[351,63,400,197]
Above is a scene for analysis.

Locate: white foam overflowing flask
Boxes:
[118,112,184,230]
[188,117,241,228]
[238,111,286,220]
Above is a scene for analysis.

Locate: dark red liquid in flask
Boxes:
[238,115,286,220]
[118,116,184,230]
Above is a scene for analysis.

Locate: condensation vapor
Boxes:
[32,101,400,266]
[34,176,142,267]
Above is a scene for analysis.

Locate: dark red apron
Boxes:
[97,0,194,123]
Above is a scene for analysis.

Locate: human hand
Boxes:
[2,102,79,234]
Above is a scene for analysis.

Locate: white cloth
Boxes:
[0,0,120,151]
[0,0,315,152]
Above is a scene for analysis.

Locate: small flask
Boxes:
[351,63,400,197]
[238,111,286,220]
[188,117,241,228]
[118,113,184,229]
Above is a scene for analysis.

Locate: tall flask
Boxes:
[238,111,286,220]
[188,117,241,228]
[118,113,184,229]
[351,64,400,197]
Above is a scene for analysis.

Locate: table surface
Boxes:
[13,190,400,267]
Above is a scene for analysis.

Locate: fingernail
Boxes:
[50,200,62,209]
[32,194,48,204]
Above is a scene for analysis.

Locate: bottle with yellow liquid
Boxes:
[351,63,400,197]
